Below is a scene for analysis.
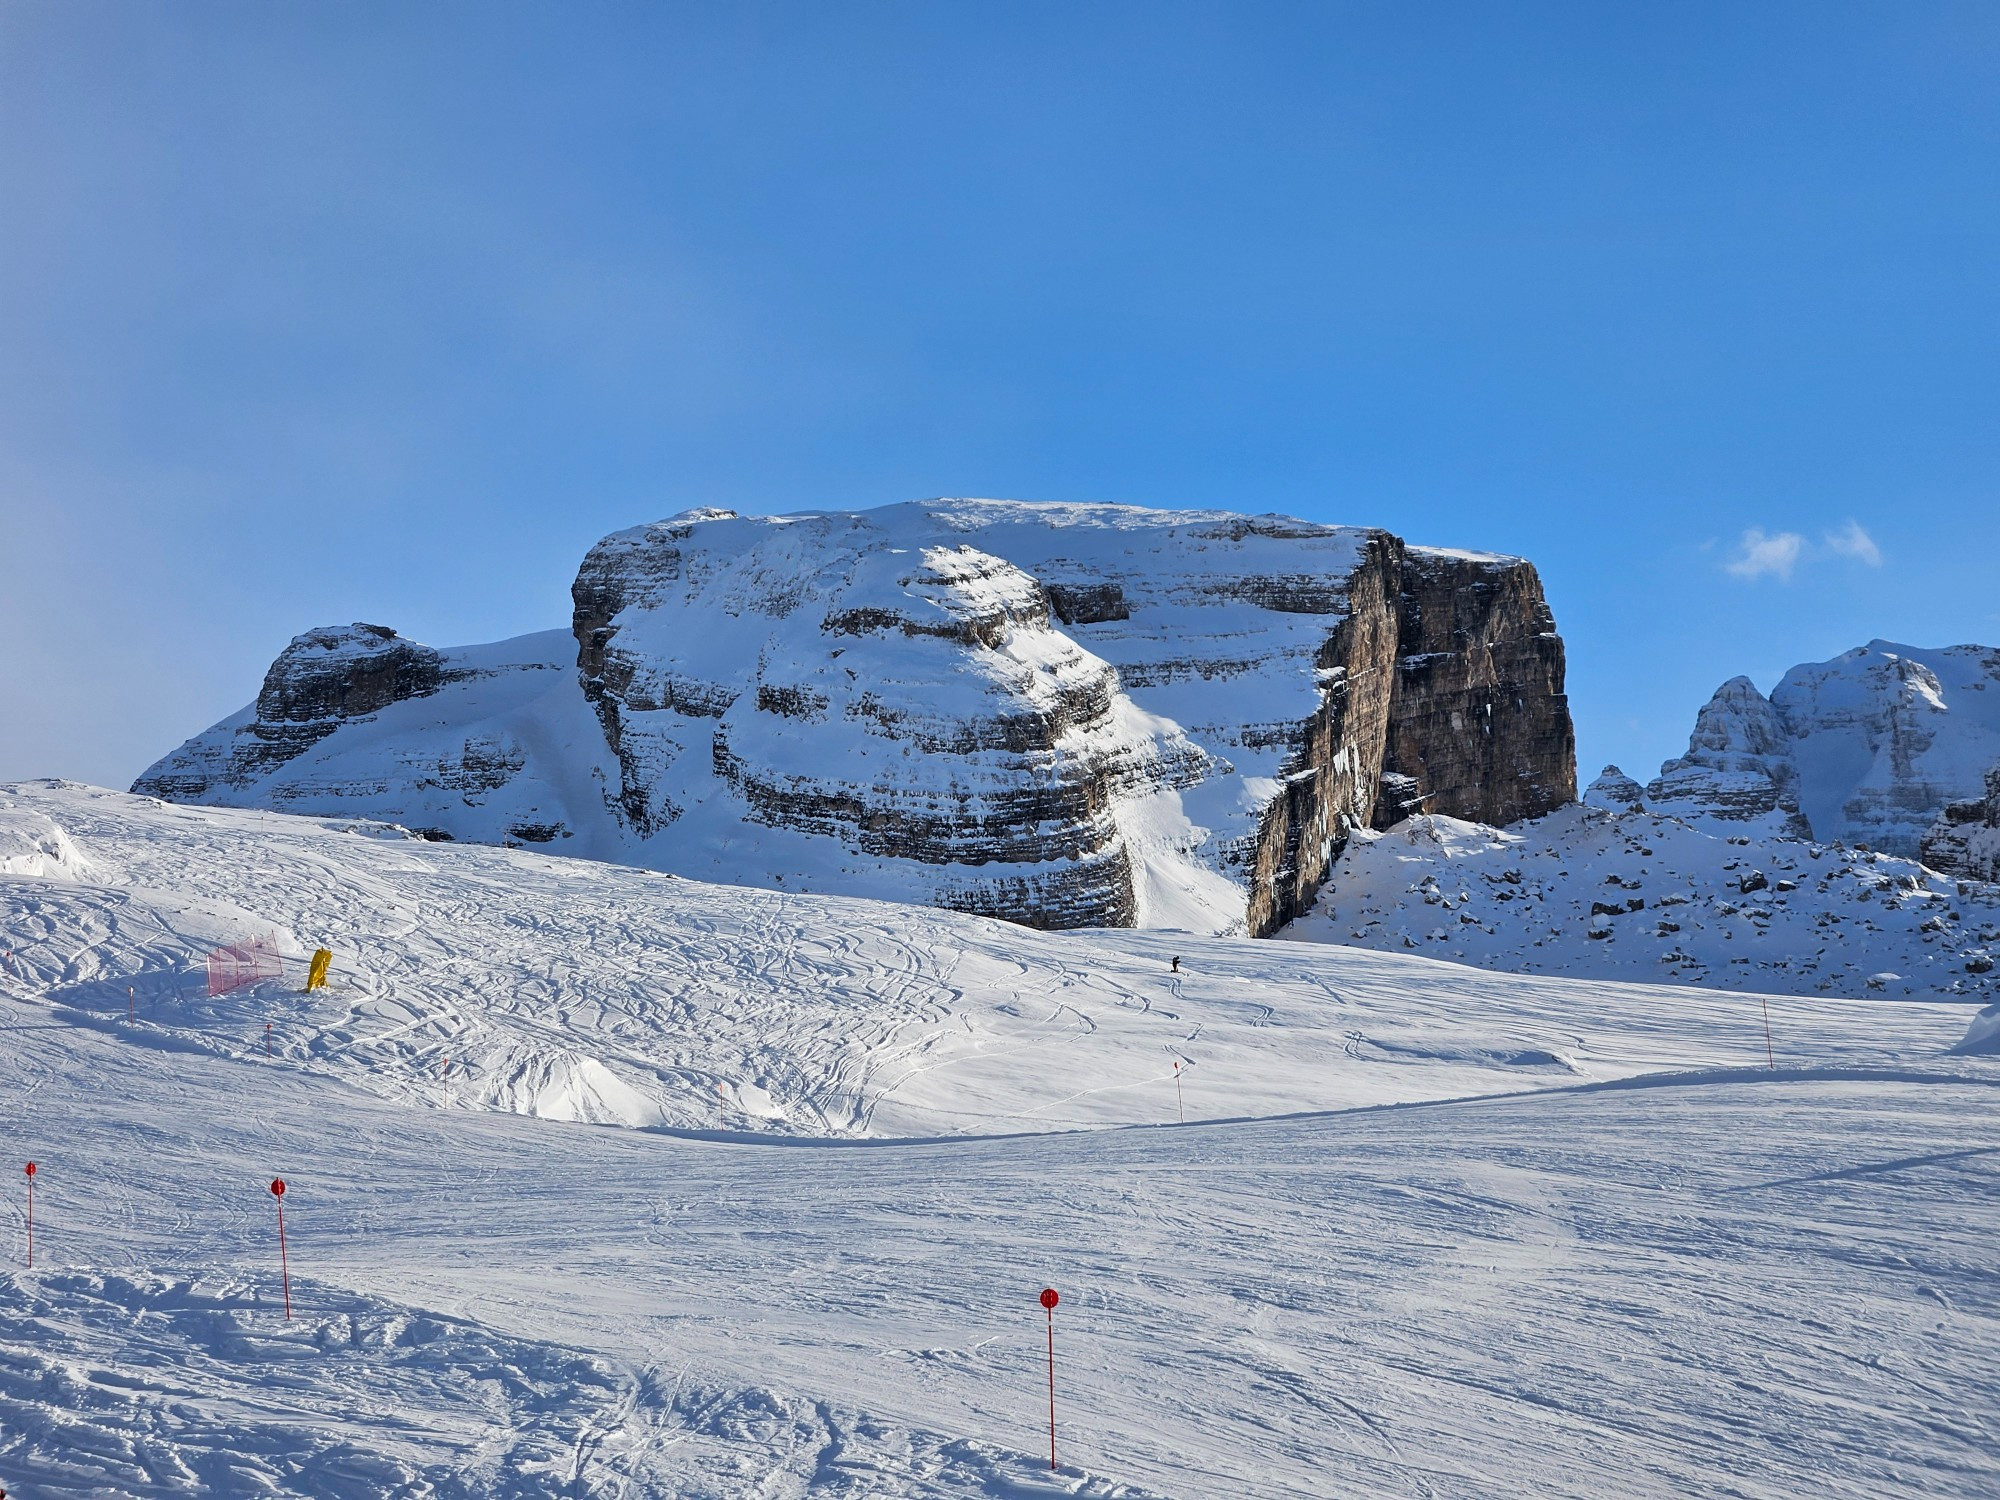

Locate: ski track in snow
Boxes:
[0,783,1995,1497]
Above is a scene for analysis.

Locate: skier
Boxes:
[1170,955,1181,973]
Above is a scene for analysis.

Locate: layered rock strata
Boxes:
[1645,677,1812,839]
[134,624,450,801]
[1922,765,2000,884]
[137,499,1578,934]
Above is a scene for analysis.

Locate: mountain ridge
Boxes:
[134,498,1577,934]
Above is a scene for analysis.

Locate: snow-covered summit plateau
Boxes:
[135,499,1577,935]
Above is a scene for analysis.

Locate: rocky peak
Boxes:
[1583,765,1646,812]
[254,623,447,726]
[1639,642,2000,858]
[134,623,449,801]
[1645,676,1810,839]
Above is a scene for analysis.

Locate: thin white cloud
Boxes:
[1823,520,1883,567]
[1724,528,1804,581]
[1722,520,1884,583]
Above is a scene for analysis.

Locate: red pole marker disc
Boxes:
[270,1179,292,1319]
[1040,1287,1060,1470]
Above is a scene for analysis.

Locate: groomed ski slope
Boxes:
[2,782,1996,1496]
[2,783,1982,1135]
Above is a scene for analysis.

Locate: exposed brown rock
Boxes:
[1377,549,1577,830]
[1922,765,2000,883]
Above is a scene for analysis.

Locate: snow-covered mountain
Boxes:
[1277,641,2000,1002]
[134,499,1577,935]
[1643,641,2000,853]
[1,781,1994,1496]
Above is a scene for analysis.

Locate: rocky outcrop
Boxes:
[1229,540,1577,934]
[1377,549,1575,829]
[134,624,449,800]
[1641,643,2000,857]
[1645,677,1811,839]
[137,499,1578,935]
[1583,765,1646,813]
[1922,765,2000,884]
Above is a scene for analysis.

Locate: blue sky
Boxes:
[3,2,1996,790]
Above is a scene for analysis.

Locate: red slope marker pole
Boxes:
[23,1163,34,1269]
[265,1020,272,1058]
[1173,1061,1184,1123]
[1762,998,1775,1069]
[270,1178,291,1320]
[128,986,134,1022]
[441,1055,449,1110]
[1040,1286,1060,1471]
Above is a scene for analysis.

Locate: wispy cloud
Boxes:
[1823,520,1882,567]
[1725,528,1804,581]
[1722,520,1883,582]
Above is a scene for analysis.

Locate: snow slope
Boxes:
[1284,803,2000,1004]
[3,782,1980,1136]
[2,782,1995,1496]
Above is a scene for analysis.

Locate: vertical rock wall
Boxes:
[1377,550,1577,830]
[1240,533,1402,936]
[1241,540,1575,935]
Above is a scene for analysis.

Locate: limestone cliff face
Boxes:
[1379,549,1576,828]
[1234,531,1401,937]
[1922,765,2000,884]
[1230,540,1574,934]
[136,499,1578,935]
[574,503,1575,934]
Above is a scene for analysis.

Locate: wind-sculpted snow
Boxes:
[135,497,1577,935]
[0,811,93,881]
[0,1272,1166,1498]
[0,994,1993,1496]
[1286,804,2000,1003]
